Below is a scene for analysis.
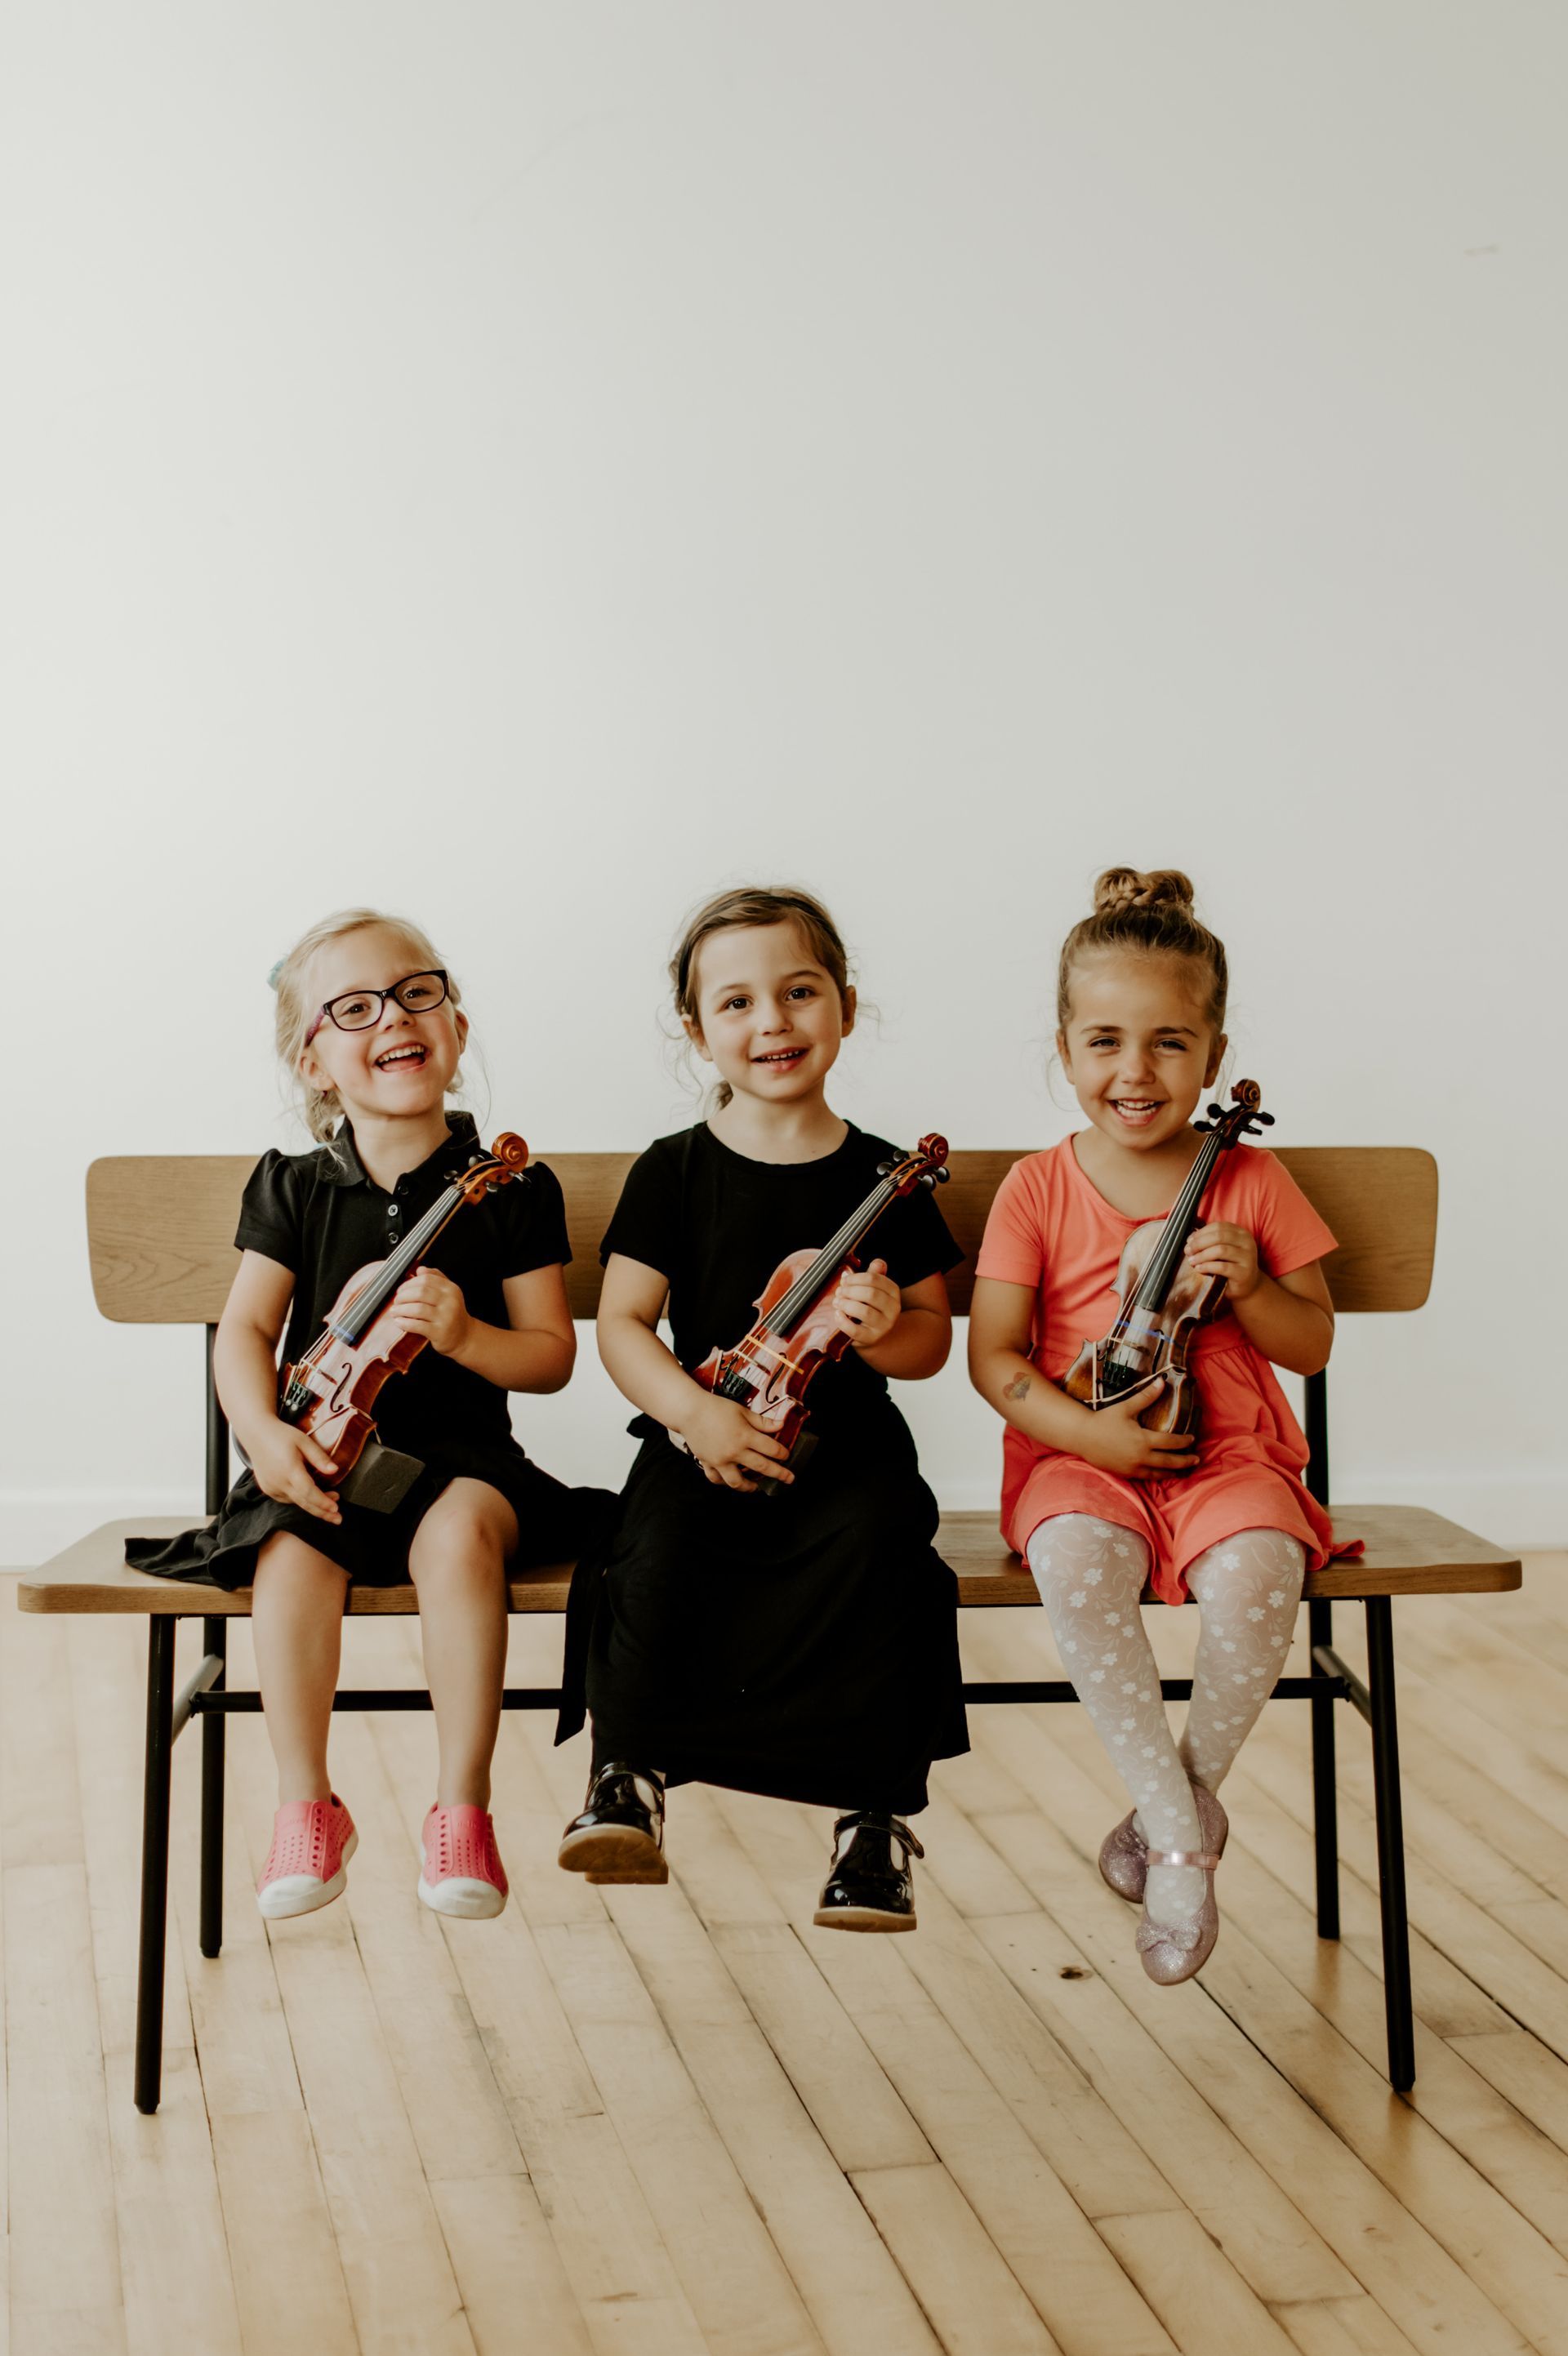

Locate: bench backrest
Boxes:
[86,1147,1437,1325]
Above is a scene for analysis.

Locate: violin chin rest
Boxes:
[338,1438,425,1514]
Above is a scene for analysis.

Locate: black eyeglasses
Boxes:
[305,970,449,1043]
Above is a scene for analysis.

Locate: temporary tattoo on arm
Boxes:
[1003,1371,1032,1401]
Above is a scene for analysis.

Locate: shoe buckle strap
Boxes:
[832,1810,924,1862]
[1144,1846,1220,1871]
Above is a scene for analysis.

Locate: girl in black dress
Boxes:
[557,886,968,1928]
[128,908,613,1922]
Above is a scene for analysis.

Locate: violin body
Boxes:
[690,1248,862,1490]
[1061,1220,1226,1441]
[1059,1082,1275,1453]
[276,1131,529,1512]
[279,1263,431,1503]
[683,1132,951,1497]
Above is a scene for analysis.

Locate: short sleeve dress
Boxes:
[126,1112,618,1589]
[976,1137,1341,1603]
[559,1121,971,1814]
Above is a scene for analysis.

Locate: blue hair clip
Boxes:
[266,959,285,990]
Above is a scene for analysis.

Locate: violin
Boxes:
[685,1132,951,1495]
[1061,1082,1273,1445]
[276,1133,530,1512]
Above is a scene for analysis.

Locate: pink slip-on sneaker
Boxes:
[419,1804,509,1919]
[257,1796,358,1919]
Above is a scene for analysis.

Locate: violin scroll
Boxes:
[1194,1081,1273,1142]
[454,1133,531,1206]
[875,1133,950,1194]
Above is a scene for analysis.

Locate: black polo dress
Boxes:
[126,1112,617,1589]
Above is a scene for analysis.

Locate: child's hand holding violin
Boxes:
[248,1423,344,1524]
[1080,1378,1200,1481]
[831,1258,901,1352]
[683,1395,795,1493]
[1183,1223,1260,1300]
[387,1268,472,1356]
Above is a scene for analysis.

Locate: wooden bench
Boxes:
[21,1147,1520,2111]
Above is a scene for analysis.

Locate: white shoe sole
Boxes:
[418,1874,506,1919]
[812,1904,916,1933]
[257,1828,359,1918]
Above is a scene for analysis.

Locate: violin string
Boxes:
[278,1156,514,1420]
[336,1167,496,1342]
[1132,1108,1258,1316]
[1135,1132,1224,1311]
[760,1174,903,1339]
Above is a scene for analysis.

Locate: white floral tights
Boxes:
[1026,1515,1306,1923]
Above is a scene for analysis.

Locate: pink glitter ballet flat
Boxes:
[1100,1780,1227,1905]
[1135,1811,1227,1987]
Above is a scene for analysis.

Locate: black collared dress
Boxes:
[557,1122,970,1815]
[126,1113,617,1589]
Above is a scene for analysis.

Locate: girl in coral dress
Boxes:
[968,869,1340,1983]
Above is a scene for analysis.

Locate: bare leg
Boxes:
[250,1530,350,1805]
[408,1478,517,1810]
[1180,1530,1307,1793]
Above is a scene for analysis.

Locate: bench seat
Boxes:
[21,1502,1521,1617]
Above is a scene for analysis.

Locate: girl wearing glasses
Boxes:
[128,908,614,1923]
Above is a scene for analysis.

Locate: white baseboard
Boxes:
[2,1475,1562,1569]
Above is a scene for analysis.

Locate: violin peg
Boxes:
[934,1165,950,1183]
[875,1160,895,1178]
[1257,1110,1275,1126]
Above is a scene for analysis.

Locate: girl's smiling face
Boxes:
[297,922,467,1129]
[1058,951,1224,1156]
[687,920,855,1104]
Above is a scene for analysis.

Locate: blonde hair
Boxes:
[670,884,853,1111]
[1057,867,1228,1034]
[272,907,466,1142]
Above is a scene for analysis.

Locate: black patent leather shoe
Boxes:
[813,1810,924,1932]
[558,1763,668,1883]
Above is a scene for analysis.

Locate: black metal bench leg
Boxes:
[1365,1597,1415,2091]
[199,1616,226,1959]
[135,1618,176,2115]
[1309,1597,1340,1939]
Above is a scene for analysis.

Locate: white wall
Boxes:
[3,2,1563,1557]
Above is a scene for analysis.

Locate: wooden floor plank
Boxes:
[969,1795,1530,2356]
[1270,2294,1422,2356]
[712,1788,1179,2356]
[69,1619,246,2356]
[2,1602,125,2356]
[850,2162,1063,2356]
[1096,2210,1300,2356]
[227,1693,479,2356]
[365,1644,713,2356]
[596,1883,945,2356]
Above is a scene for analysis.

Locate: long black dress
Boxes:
[558,1121,970,1814]
[126,1113,617,1588]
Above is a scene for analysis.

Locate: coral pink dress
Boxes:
[976,1138,1342,1604]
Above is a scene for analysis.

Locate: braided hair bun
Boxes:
[1092,867,1196,918]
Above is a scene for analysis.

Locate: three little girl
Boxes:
[132,869,1343,1978]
